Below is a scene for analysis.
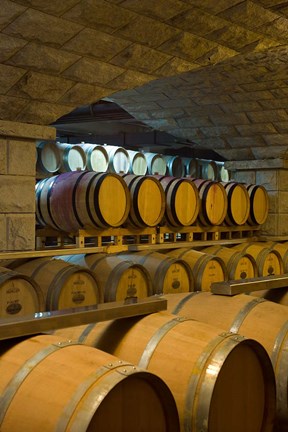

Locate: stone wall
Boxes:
[0,120,55,251]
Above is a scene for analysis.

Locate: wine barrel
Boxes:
[57,253,153,302]
[79,143,109,172]
[127,150,148,175]
[122,174,165,227]
[245,184,269,225]
[55,312,276,432]
[144,152,167,175]
[262,241,288,273]
[104,145,130,174]
[162,155,185,177]
[199,159,218,180]
[117,251,194,294]
[222,182,250,226]
[164,291,288,430]
[56,143,87,172]
[0,267,44,317]
[192,178,228,226]
[203,245,258,280]
[36,141,61,176]
[250,287,288,307]
[0,334,179,432]
[35,171,130,232]
[9,257,103,311]
[166,248,227,291]
[182,157,199,177]
[155,176,199,227]
[217,162,231,182]
[233,242,283,276]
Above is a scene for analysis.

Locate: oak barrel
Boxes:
[166,248,227,291]
[55,312,276,432]
[56,143,87,172]
[145,152,167,175]
[0,267,44,317]
[36,141,61,176]
[199,159,218,180]
[58,253,153,302]
[122,174,165,227]
[35,171,130,231]
[155,176,199,227]
[79,143,109,172]
[127,150,148,175]
[217,162,231,182]
[9,257,103,311]
[222,181,250,226]
[104,145,130,174]
[245,184,269,225]
[192,178,228,226]
[164,291,288,429]
[182,157,199,177]
[203,245,258,280]
[117,251,194,294]
[162,155,185,177]
[234,242,283,276]
[0,334,179,432]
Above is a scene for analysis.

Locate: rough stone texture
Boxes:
[8,139,36,175]
[7,213,35,250]
[0,175,35,212]
[0,120,56,140]
[0,214,6,251]
[256,170,278,190]
[278,191,288,213]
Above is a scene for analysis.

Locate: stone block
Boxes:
[0,119,56,141]
[15,101,74,125]
[59,83,109,105]
[260,214,278,237]
[247,109,288,123]
[0,95,29,122]
[0,214,6,251]
[266,191,278,213]
[7,213,35,251]
[274,122,288,133]
[14,0,82,16]
[169,8,226,36]
[63,57,124,86]
[256,170,278,190]
[219,2,277,28]
[4,8,83,47]
[210,113,250,126]
[233,171,256,184]
[0,176,35,212]
[213,148,255,161]
[263,134,288,146]
[227,136,266,148]
[7,42,80,74]
[0,33,27,62]
[200,125,238,137]
[252,146,288,159]
[8,71,75,103]
[208,25,262,52]
[236,123,277,136]
[155,58,199,77]
[260,97,288,109]
[221,101,262,113]
[106,70,154,90]
[63,0,137,33]
[0,64,26,94]
[121,0,190,21]
[8,140,36,176]
[63,28,130,61]
[277,214,288,236]
[0,139,7,174]
[231,91,274,102]
[177,116,212,128]
[0,0,26,30]
[116,15,180,48]
[111,44,171,74]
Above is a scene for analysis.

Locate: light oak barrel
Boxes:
[104,145,130,174]
[155,176,200,227]
[192,178,228,226]
[79,143,109,172]
[54,312,276,432]
[203,245,258,280]
[162,155,185,177]
[164,291,288,430]
[56,143,87,172]
[122,174,165,227]
[233,242,283,276]
[9,257,103,311]
[165,248,227,291]
[245,184,269,225]
[0,266,44,317]
[58,253,153,302]
[35,171,130,232]
[36,141,61,176]
[221,181,250,226]
[127,150,148,175]
[199,159,218,180]
[0,334,179,432]
[144,152,167,175]
[117,251,194,294]
[182,157,199,177]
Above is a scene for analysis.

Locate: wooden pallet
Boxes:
[156,224,261,243]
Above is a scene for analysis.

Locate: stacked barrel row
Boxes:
[1,240,286,320]
[35,170,269,233]
[36,141,230,181]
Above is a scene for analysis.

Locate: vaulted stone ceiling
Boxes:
[1,0,288,160]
